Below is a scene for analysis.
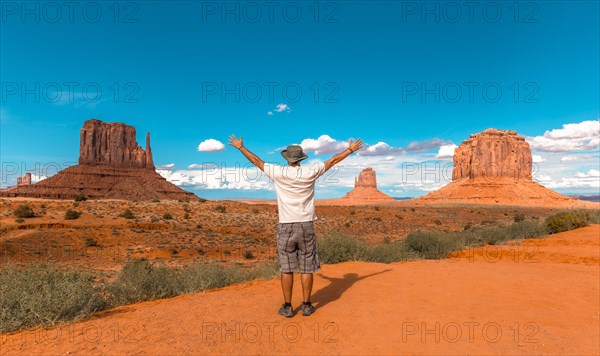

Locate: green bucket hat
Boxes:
[281,145,308,163]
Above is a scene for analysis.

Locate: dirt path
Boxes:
[2,225,599,355]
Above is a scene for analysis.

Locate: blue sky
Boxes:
[1,1,599,198]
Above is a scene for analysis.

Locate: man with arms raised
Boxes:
[228,134,363,317]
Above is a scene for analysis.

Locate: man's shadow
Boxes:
[311,269,392,309]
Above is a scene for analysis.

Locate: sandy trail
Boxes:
[2,226,599,355]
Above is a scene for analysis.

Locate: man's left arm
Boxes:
[228,134,265,171]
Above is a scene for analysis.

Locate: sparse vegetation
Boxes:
[215,205,227,213]
[0,264,105,332]
[163,212,174,220]
[120,209,135,219]
[84,237,98,247]
[514,212,525,222]
[64,209,82,220]
[74,194,88,202]
[244,250,255,259]
[13,204,35,218]
[544,209,599,234]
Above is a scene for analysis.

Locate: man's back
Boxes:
[264,162,326,223]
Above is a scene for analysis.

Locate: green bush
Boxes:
[107,260,179,305]
[163,212,173,220]
[13,204,35,218]
[74,194,88,202]
[404,231,462,259]
[544,210,597,234]
[0,264,105,332]
[64,209,82,220]
[84,237,98,247]
[317,234,368,264]
[215,205,227,213]
[120,209,135,219]
[514,212,525,222]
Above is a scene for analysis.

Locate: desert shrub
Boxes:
[73,202,79,207]
[364,242,420,263]
[163,212,173,220]
[252,208,259,214]
[74,194,88,202]
[464,223,472,231]
[107,260,179,306]
[84,237,98,247]
[15,218,24,223]
[0,264,105,332]
[13,204,34,218]
[244,250,255,259]
[434,219,442,225]
[215,205,227,213]
[196,224,203,229]
[64,210,82,220]
[374,206,381,211]
[544,210,597,234]
[151,199,160,203]
[317,234,368,264]
[177,263,245,294]
[223,250,231,255]
[405,231,462,259]
[120,209,135,219]
[514,212,525,223]
[246,262,279,280]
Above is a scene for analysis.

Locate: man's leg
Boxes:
[281,272,294,304]
[301,273,313,302]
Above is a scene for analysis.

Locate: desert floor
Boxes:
[1,225,598,355]
[1,198,566,276]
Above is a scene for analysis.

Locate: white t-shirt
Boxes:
[263,162,327,223]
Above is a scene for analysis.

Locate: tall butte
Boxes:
[341,167,394,203]
[1,119,198,201]
[416,128,589,207]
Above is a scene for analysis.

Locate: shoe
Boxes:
[278,304,293,318]
[301,302,315,316]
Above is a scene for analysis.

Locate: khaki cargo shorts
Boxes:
[276,221,321,273]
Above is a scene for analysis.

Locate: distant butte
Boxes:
[0,119,198,201]
[332,167,394,204]
[415,128,591,207]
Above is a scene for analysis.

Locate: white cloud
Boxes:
[405,138,452,153]
[275,103,290,112]
[268,103,291,115]
[300,135,349,155]
[575,169,600,178]
[31,173,47,183]
[157,163,175,169]
[532,155,546,163]
[435,144,457,159]
[360,142,404,156]
[197,139,225,152]
[383,156,396,161]
[527,120,600,152]
[560,155,579,162]
[156,166,273,190]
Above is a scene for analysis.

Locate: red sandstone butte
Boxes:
[335,167,394,204]
[0,119,198,201]
[416,128,592,207]
[16,173,32,186]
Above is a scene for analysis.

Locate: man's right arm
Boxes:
[324,138,363,172]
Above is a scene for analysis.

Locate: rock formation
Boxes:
[0,119,198,201]
[79,119,154,169]
[16,173,32,186]
[341,168,394,203]
[452,129,532,181]
[416,128,590,207]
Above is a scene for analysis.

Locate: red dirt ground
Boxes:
[2,225,598,355]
